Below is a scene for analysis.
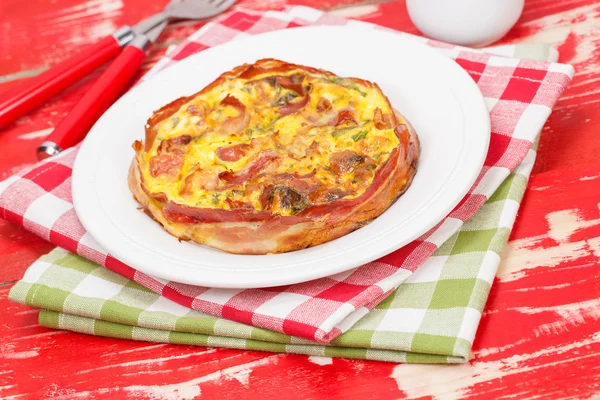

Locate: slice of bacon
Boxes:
[275,74,306,95]
[220,94,244,110]
[395,124,411,146]
[316,97,332,112]
[270,169,316,183]
[287,177,320,194]
[149,154,182,177]
[247,74,310,110]
[163,202,309,224]
[164,202,273,223]
[225,198,254,209]
[278,94,309,116]
[216,143,250,162]
[373,107,392,130]
[216,94,249,136]
[218,151,279,185]
[298,169,317,179]
[157,135,192,154]
[329,110,357,126]
[251,74,307,95]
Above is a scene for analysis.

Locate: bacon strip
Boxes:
[216,143,250,162]
[220,94,244,110]
[249,74,307,95]
[316,97,332,112]
[163,202,308,224]
[272,169,316,181]
[164,203,273,223]
[218,152,279,184]
[225,198,254,209]
[157,135,192,154]
[149,154,182,177]
[374,108,392,130]
[395,124,411,145]
[216,94,249,136]
[329,110,357,126]
[275,74,306,95]
[278,94,309,116]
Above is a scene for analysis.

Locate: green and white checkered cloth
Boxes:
[8,43,554,364]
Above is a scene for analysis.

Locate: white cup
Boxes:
[406,0,525,47]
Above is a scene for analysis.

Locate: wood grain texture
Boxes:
[1,0,599,398]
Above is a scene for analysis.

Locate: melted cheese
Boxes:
[142,68,400,216]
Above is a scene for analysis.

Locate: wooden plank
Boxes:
[1,0,599,398]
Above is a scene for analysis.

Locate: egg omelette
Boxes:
[129,59,419,254]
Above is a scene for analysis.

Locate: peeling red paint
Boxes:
[1,0,600,398]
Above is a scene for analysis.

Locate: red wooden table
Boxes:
[1,0,599,398]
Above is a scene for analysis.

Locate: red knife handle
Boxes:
[38,39,149,158]
[0,27,135,130]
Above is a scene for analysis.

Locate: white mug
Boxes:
[406,0,525,47]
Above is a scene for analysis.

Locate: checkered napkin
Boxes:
[4,5,573,359]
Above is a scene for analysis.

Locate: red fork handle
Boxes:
[0,27,135,130]
[38,40,149,159]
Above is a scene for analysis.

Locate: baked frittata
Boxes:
[129,59,419,254]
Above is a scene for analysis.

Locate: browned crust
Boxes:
[130,59,420,254]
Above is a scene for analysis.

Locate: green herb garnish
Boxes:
[347,83,367,97]
[241,86,252,94]
[351,130,368,142]
[171,117,180,128]
[325,76,343,84]
[330,125,358,138]
[373,152,389,161]
[211,193,220,205]
[266,117,281,132]
[324,77,366,97]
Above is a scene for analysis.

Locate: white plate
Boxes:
[72,26,490,288]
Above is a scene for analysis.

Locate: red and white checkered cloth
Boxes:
[0,6,573,343]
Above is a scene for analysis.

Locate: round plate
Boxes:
[72,26,490,288]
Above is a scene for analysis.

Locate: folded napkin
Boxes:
[4,6,573,363]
